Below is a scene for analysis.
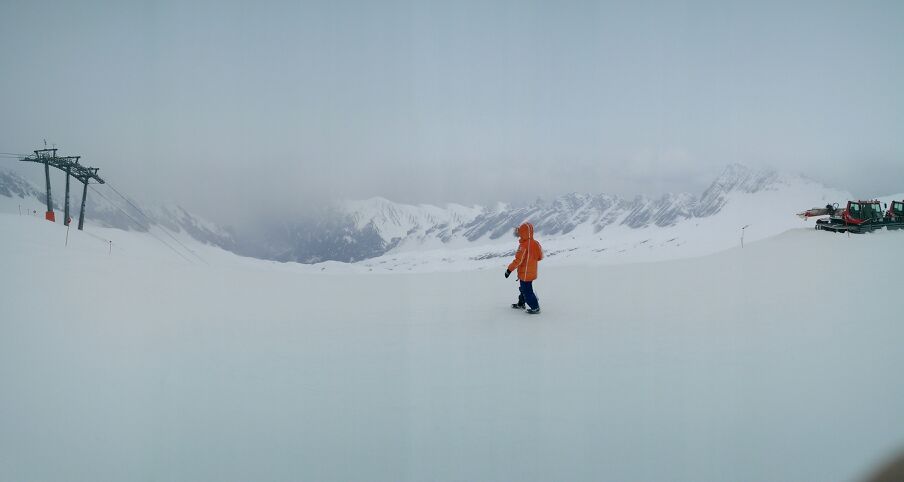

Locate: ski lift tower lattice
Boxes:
[18,148,105,229]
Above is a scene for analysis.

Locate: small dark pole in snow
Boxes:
[65,224,70,246]
[109,241,112,255]
[18,204,21,216]
[741,225,750,248]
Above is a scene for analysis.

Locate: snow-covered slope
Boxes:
[242,164,852,265]
[0,164,860,269]
[353,166,852,272]
[1,211,902,482]
[0,169,235,251]
[345,196,484,247]
[346,164,844,247]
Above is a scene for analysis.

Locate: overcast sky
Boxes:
[1,0,902,224]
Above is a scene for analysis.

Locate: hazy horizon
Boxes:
[1,0,901,225]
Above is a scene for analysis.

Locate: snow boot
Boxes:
[511,303,526,309]
[525,307,541,315]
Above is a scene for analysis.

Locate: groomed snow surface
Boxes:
[1,212,903,482]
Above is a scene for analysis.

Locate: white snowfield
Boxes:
[351,171,852,273]
[1,212,903,482]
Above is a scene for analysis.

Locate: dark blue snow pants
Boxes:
[518,280,539,310]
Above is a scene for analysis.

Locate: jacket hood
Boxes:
[518,222,534,241]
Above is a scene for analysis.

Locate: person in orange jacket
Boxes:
[505,222,543,314]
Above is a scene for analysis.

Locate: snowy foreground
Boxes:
[1,213,903,482]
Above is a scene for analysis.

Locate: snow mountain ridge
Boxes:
[1,163,852,269]
[337,164,825,248]
[340,164,851,271]
[246,163,851,269]
[0,168,235,252]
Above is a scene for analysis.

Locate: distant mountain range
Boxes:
[1,164,850,266]
[233,163,844,264]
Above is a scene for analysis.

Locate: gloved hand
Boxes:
[504,269,511,278]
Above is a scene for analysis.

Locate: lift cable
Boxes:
[102,182,208,264]
[88,185,194,264]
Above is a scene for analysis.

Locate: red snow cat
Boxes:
[887,200,904,222]
[797,200,904,233]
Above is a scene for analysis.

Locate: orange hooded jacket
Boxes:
[507,222,543,281]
